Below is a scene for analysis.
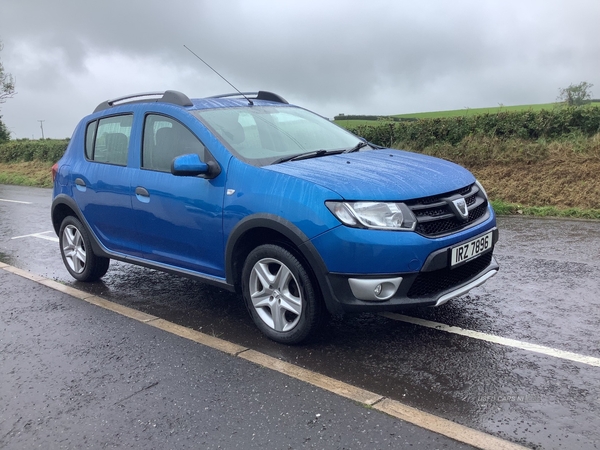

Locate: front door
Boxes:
[130,114,226,278]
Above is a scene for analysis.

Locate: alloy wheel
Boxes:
[248,257,302,332]
[62,224,86,274]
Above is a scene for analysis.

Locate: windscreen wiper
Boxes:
[272,149,344,164]
[342,141,369,153]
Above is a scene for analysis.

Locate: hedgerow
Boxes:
[348,106,600,150]
[0,139,69,163]
[2,106,600,164]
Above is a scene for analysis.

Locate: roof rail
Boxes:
[209,91,289,104]
[93,90,194,113]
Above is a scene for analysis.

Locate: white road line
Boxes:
[380,312,600,368]
[11,231,59,243]
[0,198,33,204]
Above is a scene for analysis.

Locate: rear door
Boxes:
[71,114,141,256]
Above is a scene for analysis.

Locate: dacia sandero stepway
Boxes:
[52,90,499,344]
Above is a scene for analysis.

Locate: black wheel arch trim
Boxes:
[224,214,331,302]
[51,194,108,258]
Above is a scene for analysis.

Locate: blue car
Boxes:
[51,90,499,344]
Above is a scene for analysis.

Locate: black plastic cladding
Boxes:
[407,252,494,298]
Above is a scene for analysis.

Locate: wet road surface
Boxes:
[2,269,477,449]
[1,184,600,449]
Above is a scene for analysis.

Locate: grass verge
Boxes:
[0,161,54,188]
[490,200,600,220]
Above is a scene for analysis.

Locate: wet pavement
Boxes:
[1,269,476,449]
[1,184,600,449]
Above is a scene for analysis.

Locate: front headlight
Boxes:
[326,201,416,231]
[475,179,488,200]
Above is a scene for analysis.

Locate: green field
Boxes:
[333,119,396,127]
[334,101,600,127]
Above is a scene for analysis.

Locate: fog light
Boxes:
[348,277,403,301]
[374,284,382,296]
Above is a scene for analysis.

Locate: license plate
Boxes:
[450,231,493,267]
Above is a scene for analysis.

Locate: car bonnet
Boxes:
[263,149,476,201]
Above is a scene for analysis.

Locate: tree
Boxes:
[0,42,16,105]
[558,81,594,106]
[0,117,9,142]
[1,41,16,142]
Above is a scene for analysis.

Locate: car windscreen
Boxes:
[193,106,362,167]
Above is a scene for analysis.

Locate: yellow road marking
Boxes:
[148,318,246,355]
[239,349,383,405]
[374,398,526,450]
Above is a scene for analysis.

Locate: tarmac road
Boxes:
[1,184,600,449]
[1,267,480,450]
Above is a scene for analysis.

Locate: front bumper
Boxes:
[319,228,499,314]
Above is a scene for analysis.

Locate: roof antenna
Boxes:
[184,45,253,106]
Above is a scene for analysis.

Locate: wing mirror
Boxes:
[171,154,219,179]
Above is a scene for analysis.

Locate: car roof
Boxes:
[93,90,289,114]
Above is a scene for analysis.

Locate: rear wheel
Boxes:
[242,244,323,345]
[59,216,109,282]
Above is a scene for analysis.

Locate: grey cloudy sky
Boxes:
[1,0,599,139]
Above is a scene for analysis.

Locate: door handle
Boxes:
[74,177,86,192]
[135,187,149,197]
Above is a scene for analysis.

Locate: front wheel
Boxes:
[59,216,110,282]
[241,244,324,345]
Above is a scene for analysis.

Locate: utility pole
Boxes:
[38,120,45,139]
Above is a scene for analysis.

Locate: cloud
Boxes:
[1,0,599,138]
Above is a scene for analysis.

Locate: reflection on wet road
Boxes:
[1,184,599,449]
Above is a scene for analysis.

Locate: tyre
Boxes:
[241,244,323,345]
[59,216,110,282]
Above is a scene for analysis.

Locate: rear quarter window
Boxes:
[85,121,97,160]
[86,115,133,166]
